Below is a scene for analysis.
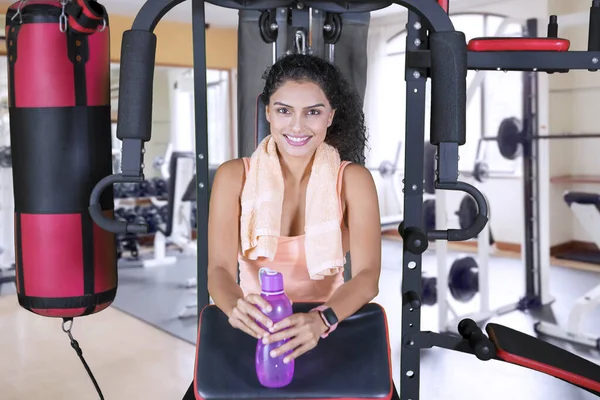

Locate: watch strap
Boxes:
[311,305,338,338]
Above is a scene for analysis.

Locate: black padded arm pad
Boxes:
[116,30,157,142]
[194,302,393,400]
[563,191,600,206]
[256,94,270,146]
[429,31,467,146]
[486,323,600,395]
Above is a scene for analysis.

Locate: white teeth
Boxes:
[286,136,309,142]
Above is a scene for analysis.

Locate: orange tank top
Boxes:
[238,157,351,303]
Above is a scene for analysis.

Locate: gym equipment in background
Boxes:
[367,140,405,231]
[88,1,600,399]
[470,21,600,316]
[6,0,111,398]
[534,192,600,349]
[554,192,600,265]
[112,68,198,268]
[421,256,479,306]
[419,191,514,335]
[485,116,600,161]
[399,2,600,399]
[470,17,600,341]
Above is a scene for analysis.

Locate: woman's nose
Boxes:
[291,115,303,132]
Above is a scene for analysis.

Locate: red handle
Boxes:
[438,0,449,13]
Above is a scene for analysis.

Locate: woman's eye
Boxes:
[277,108,289,114]
[307,109,320,115]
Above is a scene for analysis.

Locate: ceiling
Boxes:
[101,1,408,27]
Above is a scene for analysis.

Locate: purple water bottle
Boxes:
[255,268,295,388]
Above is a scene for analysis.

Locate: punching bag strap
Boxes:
[62,318,105,400]
[64,0,107,35]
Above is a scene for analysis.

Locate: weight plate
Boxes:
[259,11,278,44]
[473,160,489,183]
[456,195,477,230]
[456,195,495,245]
[497,117,522,160]
[448,256,479,302]
[323,13,342,44]
[423,199,436,233]
[421,276,437,306]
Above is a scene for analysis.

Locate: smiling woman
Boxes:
[206,53,382,364]
[266,81,335,160]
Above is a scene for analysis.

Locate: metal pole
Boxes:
[519,18,542,310]
[192,0,210,315]
[399,10,428,400]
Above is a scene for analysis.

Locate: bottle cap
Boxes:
[259,268,284,293]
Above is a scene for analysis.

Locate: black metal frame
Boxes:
[519,18,544,311]
[398,5,600,400]
[86,1,600,400]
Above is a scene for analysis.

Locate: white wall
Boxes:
[367,0,600,247]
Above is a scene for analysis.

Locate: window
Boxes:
[206,69,235,165]
[378,13,524,175]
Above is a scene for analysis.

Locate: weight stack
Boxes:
[236,9,370,160]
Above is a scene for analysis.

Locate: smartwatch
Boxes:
[311,305,339,338]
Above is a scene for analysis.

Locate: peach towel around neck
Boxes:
[240,135,346,280]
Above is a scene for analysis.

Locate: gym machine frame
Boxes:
[87,1,600,400]
[400,3,600,400]
[430,18,553,334]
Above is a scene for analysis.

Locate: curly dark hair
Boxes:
[261,53,368,165]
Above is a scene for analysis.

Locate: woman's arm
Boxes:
[206,159,246,316]
[319,163,382,322]
[207,159,274,337]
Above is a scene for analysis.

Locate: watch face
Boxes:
[322,307,338,325]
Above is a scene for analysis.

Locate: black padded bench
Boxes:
[189,302,396,400]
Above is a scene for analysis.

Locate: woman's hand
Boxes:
[262,311,329,364]
[227,294,274,339]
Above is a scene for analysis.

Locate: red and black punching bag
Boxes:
[6,0,116,318]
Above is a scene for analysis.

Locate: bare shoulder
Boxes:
[341,162,379,212]
[342,163,377,192]
[212,158,246,197]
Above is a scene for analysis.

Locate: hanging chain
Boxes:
[62,318,105,400]
[59,0,68,33]
[10,0,28,24]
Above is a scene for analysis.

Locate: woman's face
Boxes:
[266,80,335,160]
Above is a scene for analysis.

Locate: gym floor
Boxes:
[0,238,599,400]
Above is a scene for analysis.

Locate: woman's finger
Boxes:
[283,342,315,364]
[245,294,273,313]
[229,315,261,338]
[233,307,269,338]
[271,313,309,332]
[239,299,274,330]
[268,335,305,358]
[263,325,301,344]
[238,320,262,338]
